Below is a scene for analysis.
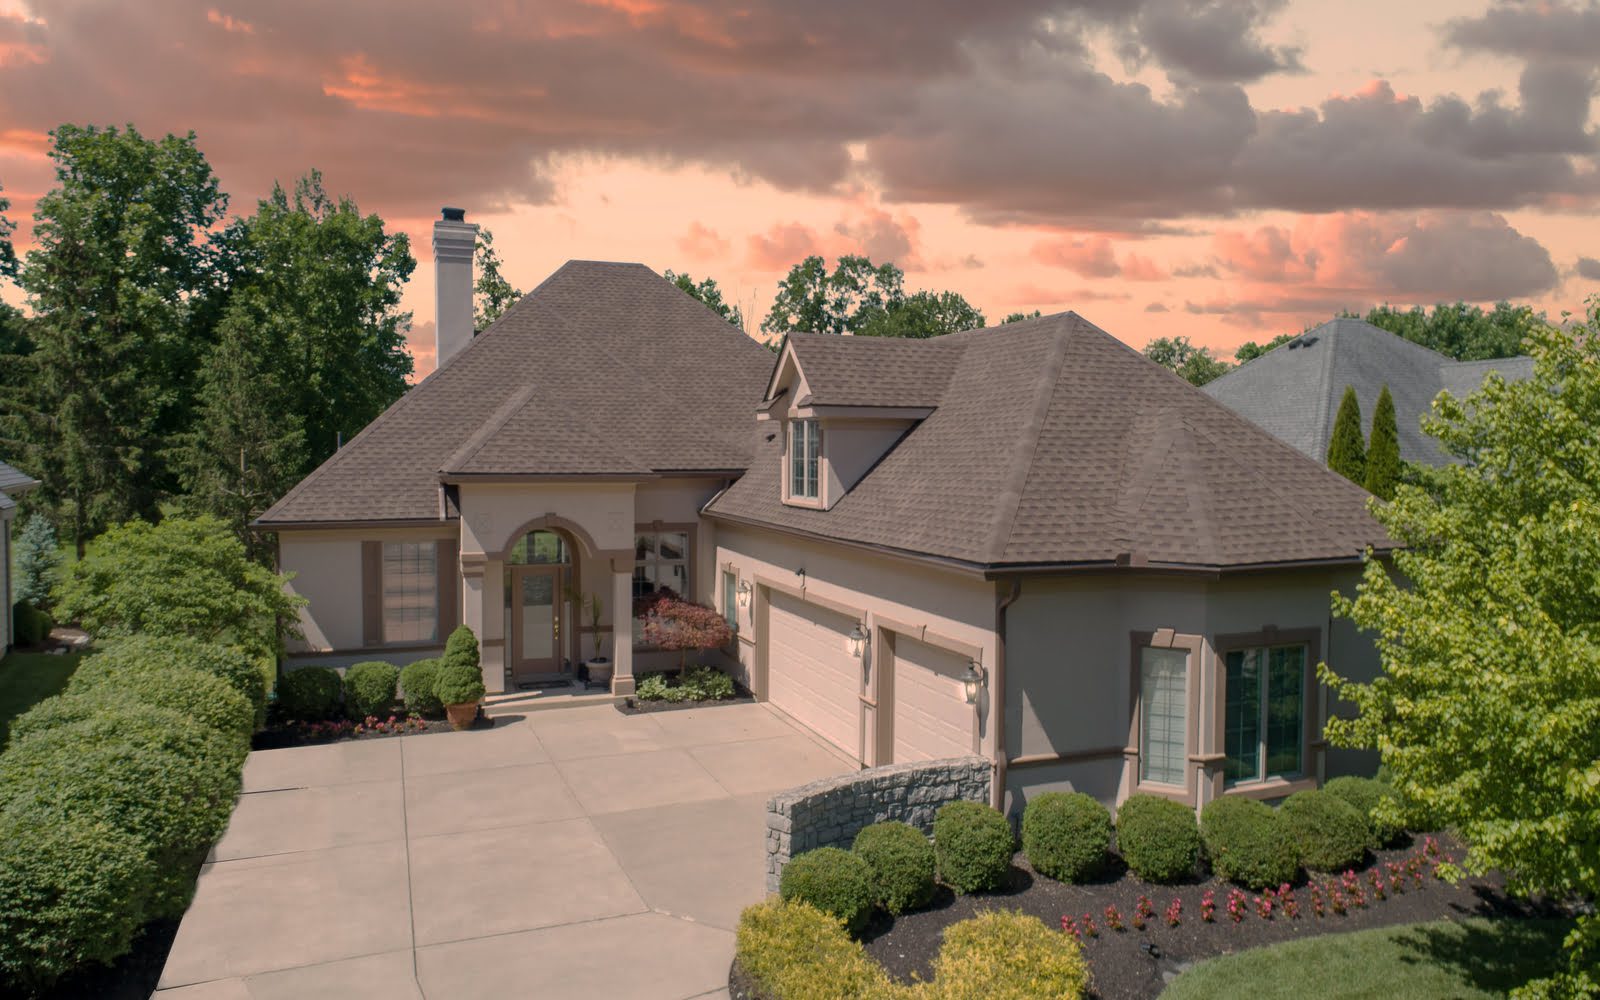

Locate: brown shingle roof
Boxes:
[258,261,774,525]
[706,313,1392,571]
[783,333,961,408]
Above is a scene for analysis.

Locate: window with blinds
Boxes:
[1139,646,1189,786]
[382,542,438,644]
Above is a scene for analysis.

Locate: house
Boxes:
[258,209,1393,816]
[1202,317,1534,467]
[1,459,41,650]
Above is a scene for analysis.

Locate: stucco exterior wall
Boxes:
[280,525,456,659]
[2,507,13,649]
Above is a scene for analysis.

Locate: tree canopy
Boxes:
[1143,336,1230,386]
[1321,299,1600,996]
[760,255,983,339]
[0,182,15,279]
[1234,332,1295,364]
[665,269,743,329]
[1359,301,1543,361]
[1003,310,1043,324]
[473,227,521,331]
[1326,386,1367,485]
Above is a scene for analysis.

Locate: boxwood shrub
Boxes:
[344,661,400,719]
[852,821,936,915]
[276,665,344,720]
[735,899,893,999]
[934,800,1014,894]
[779,847,875,936]
[83,634,267,723]
[1199,796,1299,889]
[0,804,159,990]
[400,658,444,716]
[1280,789,1370,872]
[1022,792,1111,883]
[10,602,51,646]
[16,666,253,748]
[0,703,243,917]
[1116,794,1202,883]
[932,909,1090,1000]
[1324,775,1405,847]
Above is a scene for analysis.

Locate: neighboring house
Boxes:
[0,459,41,650]
[1202,317,1534,467]
[259,209,1393,816]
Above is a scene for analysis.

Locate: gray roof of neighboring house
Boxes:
[0,460,39,498]
[705,313,1391,572]
[1201,318,1535,467]
[257,261,775,525]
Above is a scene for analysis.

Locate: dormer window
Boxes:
[789,418,821,500]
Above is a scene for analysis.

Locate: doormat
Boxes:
[516,679,573,691]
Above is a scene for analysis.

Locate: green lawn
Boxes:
[0,650,83,745]
[1161,917,1571,1000]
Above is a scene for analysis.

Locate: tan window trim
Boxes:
[1211,627,1322,796]
[1126,630,1205,806]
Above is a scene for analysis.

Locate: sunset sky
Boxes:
[0,0,1595,376]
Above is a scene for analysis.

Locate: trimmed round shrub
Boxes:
[735,899,892,999]
[932,909,1090,1000]
[934,800,1015,894]
[21,665,253,747]
[0,703,243,917]
[1022,792,1111,883]
[443,624,480,670]
[1116,794,1202,883]
[1200,797,1299,889]
[1324,775,1405,847]
[434,661,486,706]
[400,658,444,716]
[275,665,344,721]
[1280,789,1370,872]
[852,821,936,915]
[778,847,875,936]
[344,661,400,719]
[83,635,267,723]
[0,803,159,989]
[10,602,51,646]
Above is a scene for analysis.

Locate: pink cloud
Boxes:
[1030,236,1119,278]
[676,221,728,261]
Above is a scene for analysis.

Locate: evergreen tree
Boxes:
[473,228,521,331]
[1327,385,1367,485]
[0,181,16,279]
[13,514,62,608]
[1364,384,1401,500]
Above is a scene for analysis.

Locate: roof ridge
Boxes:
[983,320,1076,563]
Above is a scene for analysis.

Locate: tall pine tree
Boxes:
[1364,384,1401,500]
[1327,385,1367,486]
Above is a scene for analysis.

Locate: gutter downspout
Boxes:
[991,577,1022,814]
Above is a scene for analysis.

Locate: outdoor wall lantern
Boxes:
[962,660,985,705]
[847,622,870,659]
[737,579,752,609]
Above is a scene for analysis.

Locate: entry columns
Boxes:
[610,560,635,697]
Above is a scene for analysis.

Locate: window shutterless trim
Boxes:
[1212,627,1321,794]
[1127,630,1204,805]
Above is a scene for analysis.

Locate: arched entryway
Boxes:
[504,528,577,686]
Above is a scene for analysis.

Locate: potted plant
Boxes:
[581,591,612,688]
[435,662,486,729]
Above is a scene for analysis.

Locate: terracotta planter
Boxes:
[445,701,479,730]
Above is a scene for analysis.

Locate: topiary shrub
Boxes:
[434,661,486,706]
[81,635,267,724]
[1200,796,1299,889]
[0,703,243,917]
[779,846,875,936]
[1022,791,1111,883]
[934,800,1015,894]
[735,899,893,999]
[0,803,159,990]
[28,664,254,747]
[852,821,936,915]
[400,658,443,716]
[1280,789,1370,872]
[275,665,344,721]
[343,661,400,719]
[1116,794,1202,883]
[1324,775,1405,847]
[443,624,480,670]
[932,909,1090,1000]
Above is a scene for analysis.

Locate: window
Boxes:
[1224,643,1306,784]
[382,542,437,643]
[633,529,690,600]
[788,418,820,500]
[1139,646,1188,786]
[722,570,739,631]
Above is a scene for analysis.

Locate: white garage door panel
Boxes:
[893,636,973,763]
[766,591,860,760]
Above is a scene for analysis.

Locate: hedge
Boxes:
[852,821,936,915]
[343,661,400,719]
[1200,797,1299,889]
[934,801,1014,894]
[400,658,444,716]
[1280,789,1370,872]
[1021,792,1111,883]
[931,909,1090,1000]
[80,634,267,724]
[735,899,895,1000]
[1324,775,1406,847]
[14,666,254,748]
[779,847,875,936]
[276,665,344,721]
[1116,794,1202,883]
[10,602,51,646]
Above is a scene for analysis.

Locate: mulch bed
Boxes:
[619,693,755,714]
[250,710,486,750]
[734,833,1559,1000]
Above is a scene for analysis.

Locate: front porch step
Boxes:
[482,687,622,716]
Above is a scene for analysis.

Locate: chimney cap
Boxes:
[441,206,466,222]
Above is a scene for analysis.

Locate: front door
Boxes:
[510,565,564,682]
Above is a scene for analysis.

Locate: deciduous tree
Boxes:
[1361,301,1542,361]
[1143,336,1231,386]
[1326,386,1367,485]
[1363,385,1401,500]
[1003,310,1043,324]
[858,289,984,339]
[1234,332,1295,364]
[473,228,521,331]
[0,182,16,279]
[665,269,743,329]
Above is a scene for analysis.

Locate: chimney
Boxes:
[433,206,479,366]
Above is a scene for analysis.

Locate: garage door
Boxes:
[766,591,860,760]
[892,635,974,762]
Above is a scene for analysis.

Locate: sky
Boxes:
[0,0,1595,377]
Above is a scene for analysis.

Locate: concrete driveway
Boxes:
[154,701,853,1000]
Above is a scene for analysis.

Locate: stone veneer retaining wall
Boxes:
[764,756,992,892]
